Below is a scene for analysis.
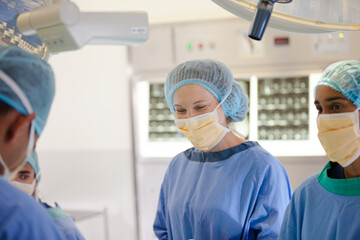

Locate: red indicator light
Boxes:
[274,37,289,45]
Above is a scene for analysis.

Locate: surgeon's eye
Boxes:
[19,174,29,181]
[194,105,206,110]
[175,108,186,114]
[331,104,343,112]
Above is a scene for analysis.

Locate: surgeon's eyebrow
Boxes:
[193,100,208,104]
[18,170,31,174]
[314,97,350,104]
[174,100,208,107]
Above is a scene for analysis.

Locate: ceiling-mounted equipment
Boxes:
[17,0,148,53]
[212,0,360,40]
[248,0,292,40]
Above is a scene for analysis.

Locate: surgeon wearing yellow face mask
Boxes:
[279,60,360,240]
[153,59,292,240]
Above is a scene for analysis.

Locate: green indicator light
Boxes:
[187,43,193,50]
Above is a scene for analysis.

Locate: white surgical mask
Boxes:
[11,180,36,195]
[0,70,35,181]
[317,108,360,167]
[11,170,40,196]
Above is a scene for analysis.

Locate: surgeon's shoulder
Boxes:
[0,177,38,215]
[46,204,70,220]
[285,174,319,213]
[246,141,284,167]
[168,148,192,166]
[292,174,318,197]
[0,178,64,238]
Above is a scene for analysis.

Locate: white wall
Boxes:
[39,46,130,151]
[37,45,136,240]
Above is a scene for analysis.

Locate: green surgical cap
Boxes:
[27,151,40,182]
[315,60,360,107]
[0,46,55,136]
[164,59,249,122]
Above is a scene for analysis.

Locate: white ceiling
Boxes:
[71,0,234,24]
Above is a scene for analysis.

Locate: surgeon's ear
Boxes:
[6,113,36,143]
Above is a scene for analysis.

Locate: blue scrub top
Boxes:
[278,162,360,240]
[0,177,65,240]
[42,202,86,240]
[154,141,292,240]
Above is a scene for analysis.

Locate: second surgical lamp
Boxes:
[16,0,149,52]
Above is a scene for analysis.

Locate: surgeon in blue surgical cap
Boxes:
[12,151,85,240]
[153,59,292,240]
[0,46,64,239]
[279,60,360,240]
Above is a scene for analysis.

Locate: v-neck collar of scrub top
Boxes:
[318,161,360,196]
[184,141,259,162]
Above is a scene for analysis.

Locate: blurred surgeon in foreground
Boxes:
[12,151,85,240]
[279,60,360,239]
[0,46,64,239]
[154,59,292,240]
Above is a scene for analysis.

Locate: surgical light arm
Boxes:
[16,0,148,53]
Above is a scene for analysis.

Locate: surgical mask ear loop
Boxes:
[229,123,246,139]
[211,87,233,123]
[36,188,44,202]
[0,156,10,180]
[354,108,360,135]
[218,86,247,140]
[215,87,246,138]
[215,88,232,111]
[8,127,35,180]
[33,171,41,200]
[0,70,35,180]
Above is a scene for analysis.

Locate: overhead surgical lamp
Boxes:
[212,0,360,40]
[17,0,148,53]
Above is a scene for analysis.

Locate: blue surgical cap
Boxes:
[315,60,360,107]
[0,46,55,136]
[164,59,249,122]
[27,151,41,182]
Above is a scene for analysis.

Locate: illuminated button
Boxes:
[274,37,289,45]
[198,43,203,49]
[339,32,344,38]
[187,43,193,50]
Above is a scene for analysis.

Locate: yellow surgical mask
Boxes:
[175,107,230,151]
[317,108,360,167]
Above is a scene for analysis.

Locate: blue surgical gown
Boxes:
[278,162,360,240]
[0,177,65,240]
[154,141,292,240]
[42,202,86,240]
